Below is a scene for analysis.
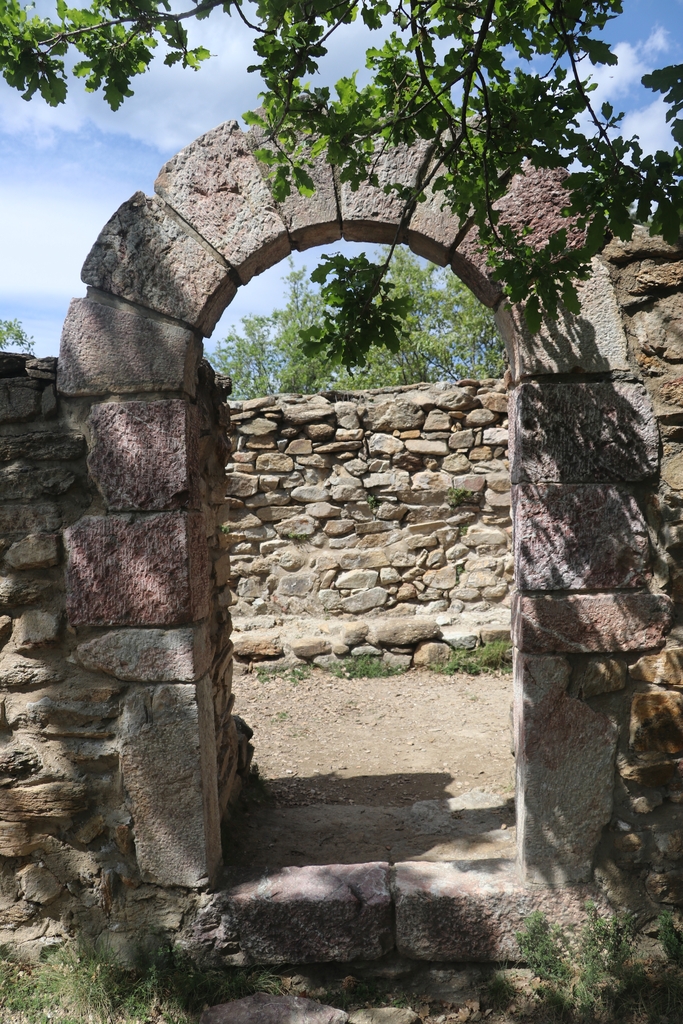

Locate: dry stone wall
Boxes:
[225,380,512,667]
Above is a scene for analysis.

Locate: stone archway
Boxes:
[0,116,680,959]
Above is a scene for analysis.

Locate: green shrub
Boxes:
[516,911,572,983]
[366,494,380,511]
[435,640,512,675]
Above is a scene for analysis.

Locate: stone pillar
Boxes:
[503,281,674,885]
[59,299,223,889]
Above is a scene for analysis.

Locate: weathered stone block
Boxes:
[81,192,236,335]
[17,864,62,905]
[120,677,221,887]
[340,588,387,613]
[58,298,202,397]
[0,431,84,462]
[514,652,617,882]
[13,610,61,650]
[630,692,683,754]
[496,258,629,379]
[233,633,282,659]
[75,625,210,682]
[246,125,342,251]
[393,859,610,960]
[509,381,658,483]
[570,657,627,699]
[255,452,293,473]
[0,505,61,535]
[406,175,461,266]
[630,649,683,686]
[0,780,87,820]
[65,512,209,626]
[155,121,290,283]
[0,576,50,608]
[88,400,200,511]
[201,993,348,1024]
[0,461,74,501]
[368,618,440,647]
[512,593,673,654]
[363,400,424,432]
[291,638,332,659]
[341,140,431,244]
[0,379,41,423]
[5,534,59,570]
[218,862,393,962]
[413,642,450,667]
[513,484,649,590]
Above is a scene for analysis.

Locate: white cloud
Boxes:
[621,96,675,155]
[587,28,669,103]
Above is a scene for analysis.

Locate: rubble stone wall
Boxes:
[225,379,512,665]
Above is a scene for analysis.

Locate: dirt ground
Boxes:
[226,663,516,868]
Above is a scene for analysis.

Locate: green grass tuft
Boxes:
[434,639,512,675]
[331,654,405,679]
[448,486,474,508]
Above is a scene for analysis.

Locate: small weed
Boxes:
[285,530,309,541]
[275,710,289,720]
[331,655,405,679]
[219,523,231,534]
[288,664,311,684]
[448,486,474,508]
[660,910,683,965]
[366,493,380,511]
[434,640,512,675]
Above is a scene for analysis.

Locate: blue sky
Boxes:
[0,0,680,359]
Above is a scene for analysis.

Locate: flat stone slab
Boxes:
[393,859,611,961]
[200,994,348,1024]
[198,863,393,963]
[349,1011,418,1024]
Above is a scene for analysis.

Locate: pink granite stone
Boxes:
[512,592,673,654]
[57,298,202,397]
[65,512,209,626]
[340,140,432,244]
[200,994,348,1024]
[81,192,236,335]
[513,484,649,590]
[155,121,290,283]
[88,400,200,511]
[393,859,611,961]
[509,381,658,484]
[217,863,393,963]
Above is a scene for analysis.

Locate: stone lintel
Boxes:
[75,624,211,682]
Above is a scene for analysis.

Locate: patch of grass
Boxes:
[285,530,309,541]
[434,639,513,675]
[331,655,405,679]
[660,910,683,965]
[448,486,474,508]
[366,494,380,511]
[0,942,282,1024]
[219,523,231,534]
[517,911,572,984]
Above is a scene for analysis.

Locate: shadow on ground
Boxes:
[223,771,516,867]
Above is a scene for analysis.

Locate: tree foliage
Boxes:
[211,248,504,398]
[2,0,681,360]
[0,319,34,354]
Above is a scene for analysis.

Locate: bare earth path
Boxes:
[226,664,516,868]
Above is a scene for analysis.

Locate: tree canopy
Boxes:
[211,247,504,397]
[2,0,681,360]
[0,319,34,354]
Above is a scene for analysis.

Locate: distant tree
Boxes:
[211,250,503,399]
[0,319,34,354]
